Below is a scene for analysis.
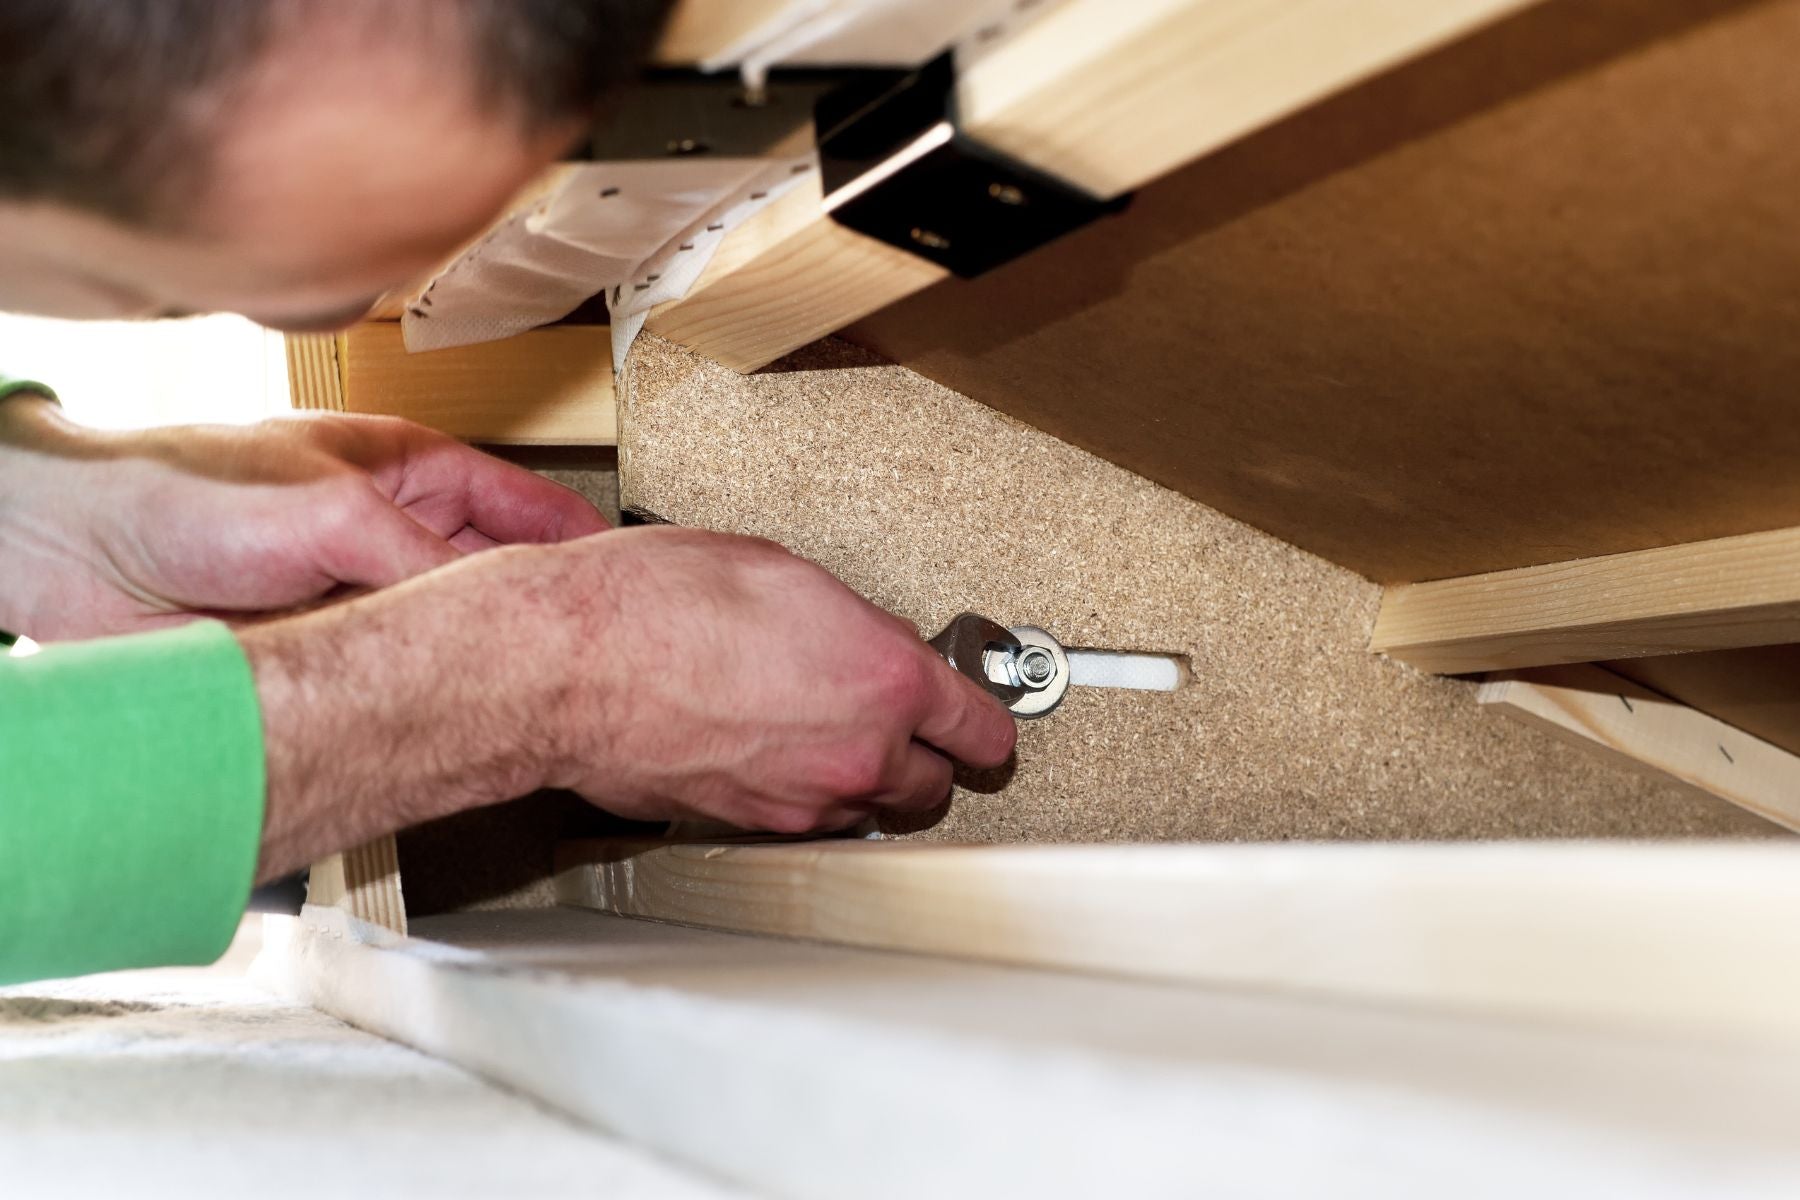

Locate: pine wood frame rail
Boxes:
[287,325,616,446]
[646,0,1542,372]
[551,837,1800,1043]
[1370,525,1800,674]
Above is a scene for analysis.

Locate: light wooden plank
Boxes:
[653,0,795,66]
[261,905,1800,1200]
[283,333,346,411]
[306,839,407,937]
[959,0,1538,197]
[1370,526,1800,673]
[1608,646,1800,759]
[340,323,616,445]
[557,837,1800,1040]
[1477,663,1800,834]
[643,173,948,373]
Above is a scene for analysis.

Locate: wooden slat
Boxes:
[340,323,616,445]
[283,334,346,411]
[653,0,794,65]
[1478,664,1800,833]
[556,836,1800,1037]
[306,839,407,937]
[958,0,1538,197]
[643,173,948,373]
[1370,526,1800,673]
[1608,646,1800,759]
[656,0,1530,373]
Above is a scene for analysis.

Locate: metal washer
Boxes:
[985,625,1070,719]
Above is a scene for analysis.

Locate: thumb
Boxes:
[314,493,462,589]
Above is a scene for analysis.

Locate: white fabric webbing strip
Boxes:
[1065,650,1187,692]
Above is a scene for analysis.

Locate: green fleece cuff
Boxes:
[0,621,266,984]
[0,378,58,406]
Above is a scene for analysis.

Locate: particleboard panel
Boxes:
[1607,646,1800,759]
[1479,665,1800,832]
[620,335,1779,843]
[848,0,1800,584]
[1369,526,1800,674]
[341,323,616,446]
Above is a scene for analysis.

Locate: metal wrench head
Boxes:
[927,612,1069,718]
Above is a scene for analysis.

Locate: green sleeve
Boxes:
[0,621,266,984]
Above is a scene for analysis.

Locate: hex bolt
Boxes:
[1017,646,1057,688]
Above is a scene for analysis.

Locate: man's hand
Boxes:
[239,527,1018,878]
[0,397,607,639]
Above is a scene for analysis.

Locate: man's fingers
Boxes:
[449,526,502,554]
[316,494,460,588]
[882,742,956,812]
[911,651,1018,769]
[389,436,611,545]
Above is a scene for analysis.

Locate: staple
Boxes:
[750,192,767,200]
[678,243,695,251]
[1720,744,1736,764]
[1619,695,1635,713]
[707,223,724,231]
[600,186,621,198]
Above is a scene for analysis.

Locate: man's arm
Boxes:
[239,526,1018,880]
[1,524,1015,985]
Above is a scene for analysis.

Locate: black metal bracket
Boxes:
[814,54,1129,279]
[580,69,847,161]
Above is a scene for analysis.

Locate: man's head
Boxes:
[0,0,666,329]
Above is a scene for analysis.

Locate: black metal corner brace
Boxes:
[814,54,1130,279]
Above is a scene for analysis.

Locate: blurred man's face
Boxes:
[0,31,577,331]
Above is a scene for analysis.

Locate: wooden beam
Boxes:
[1370,526,1800,673]
[557,836,1800,1037]
[653,0,794,66]
[642,173,948,373]
[1479,664,1800,834]
[283,334,345,411]
[306,839,407,937]
[339,323,616,445]
[650,0,1536,372]
[1608,646,1800,760]
[262,904,1800,1199]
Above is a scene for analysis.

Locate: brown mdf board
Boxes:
[620,334,1778,842]
[847,0,1800,585]
[340,323,616,446]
